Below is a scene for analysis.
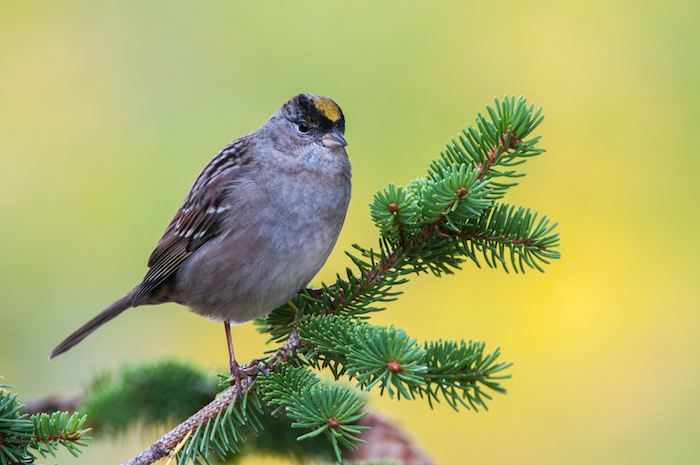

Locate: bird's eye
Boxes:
[297,121,309,133]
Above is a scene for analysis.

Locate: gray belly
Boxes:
[171,173,350,323]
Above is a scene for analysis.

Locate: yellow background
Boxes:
[2,2,699,464]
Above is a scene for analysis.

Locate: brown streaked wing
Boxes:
[132,139,249,306]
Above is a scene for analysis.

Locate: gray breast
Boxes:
[172,168,351,324]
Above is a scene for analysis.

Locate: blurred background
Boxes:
[1,1,699,464]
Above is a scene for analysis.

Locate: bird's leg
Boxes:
[224,322,241,379]
[225,322,266,387]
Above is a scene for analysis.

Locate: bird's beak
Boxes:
[321,128,347,149]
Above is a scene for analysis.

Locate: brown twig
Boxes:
[121,381,242,465]
[121,330,304,465]
[21,392,83,415]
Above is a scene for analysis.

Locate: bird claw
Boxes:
[226,358,268,387]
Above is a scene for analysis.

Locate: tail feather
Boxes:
[48,288,137,360]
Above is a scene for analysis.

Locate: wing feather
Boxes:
[132,138,250,305]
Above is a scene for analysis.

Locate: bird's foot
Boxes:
[226,358,267,389]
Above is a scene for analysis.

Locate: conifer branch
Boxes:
[122,95,559,465]
[121,330,307,465]
[0,387,91,465]
[122,384,242,465]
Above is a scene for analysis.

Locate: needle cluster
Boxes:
[0,386,91,465]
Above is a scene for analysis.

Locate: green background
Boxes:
[2,2,699,464]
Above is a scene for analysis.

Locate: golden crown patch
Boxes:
[313,97,342,122]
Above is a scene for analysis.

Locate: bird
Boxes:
[49,93,352,377]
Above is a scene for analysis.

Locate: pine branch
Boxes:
[297,315,510,409]
[260,366,370,460]
[81,360,218,437]
[0,389,33,465]
[143,94,555,464]
[0,387,91,465]
[121,329,307,465]
[30,412,91,459]
[121,384,242,465]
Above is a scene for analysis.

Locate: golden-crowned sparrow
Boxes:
[49,93,351,372]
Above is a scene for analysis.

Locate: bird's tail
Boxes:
[48,288,137,360]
